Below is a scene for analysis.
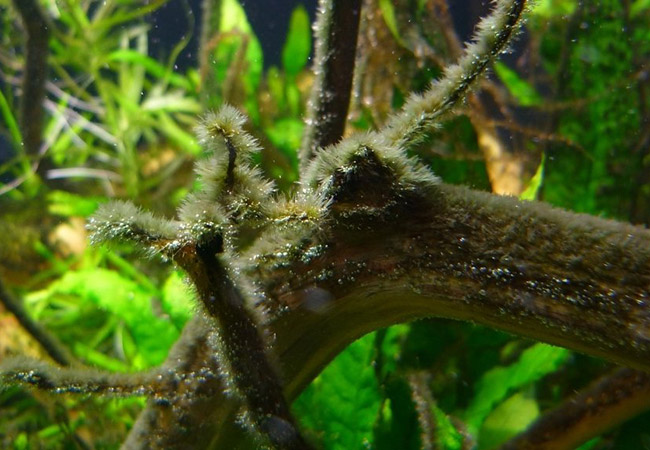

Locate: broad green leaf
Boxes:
[264,118,304,177]
[478,392,540,449]
[294,332,382,450]
[286,80,302,117]
[266,66,285,110]
[265,118,303,154]
[494,62,543,107]
[220,0,254,32]
[631,0,650,16]
[37,269,179,367]
[282,5,312,77]
[464,343,569,433]
[520,154,545,201]
[12,433,28,450]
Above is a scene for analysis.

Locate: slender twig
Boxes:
[1,357,168,399]
[0,277,73,367]
[10,0,49,172]
[381,0,528,150]
[199,0,222,107]
[408,372,439,450]
[299,0,362,168]
[499,368,650,450]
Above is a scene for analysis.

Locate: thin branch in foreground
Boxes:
[0,277,73,367]
[0,357,170,400]
[499,368,650,450]
[299,0,362,168]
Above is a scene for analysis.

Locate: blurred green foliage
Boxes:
[0,0,649,448]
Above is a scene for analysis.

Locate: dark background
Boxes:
[147,0,319,70]
[146,0,493,70]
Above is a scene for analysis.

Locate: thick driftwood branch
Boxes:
[299,0,362,166]
[122,316,227,449]
[124,180,650,449]
[499,368,650,450]
[179,237,313,450]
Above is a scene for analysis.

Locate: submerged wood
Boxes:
[124,180,650,449]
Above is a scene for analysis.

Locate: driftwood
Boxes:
[3,0,650,448]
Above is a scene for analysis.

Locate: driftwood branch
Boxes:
[499,368,650,450]
[11,0,49,167]
[299,0,362,166]
[123,176,650,449]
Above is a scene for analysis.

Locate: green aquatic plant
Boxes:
[1,0,200,200]
[2,0,650,449]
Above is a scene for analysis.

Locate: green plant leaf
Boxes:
[266,66,285,110]
[379,0,405,46]
[107,49,193,90]
[520,154,545,201]
[294,332,382,450]
[217,0,264,121]
[374,379,421,450]
[530,0,578,18]
[478,391,540,449]
[154,113,202,155]
[0,88,21,147]
[430,403,464,450]
[631,0,650,16]
[376,324,410,379]
[161,270,195,329]
[264,117,304,171]
[37,269,179,367]
[494,62,543,107]
[282,5,312,77]
[47,190,103,217]
[141,89,201,113]
[12,432,28,450]
[464,343,570,433]
[73,342,132,372]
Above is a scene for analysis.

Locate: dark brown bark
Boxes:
[299,0,362,166]
[124,179,650,449]
[11,0,49,170]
